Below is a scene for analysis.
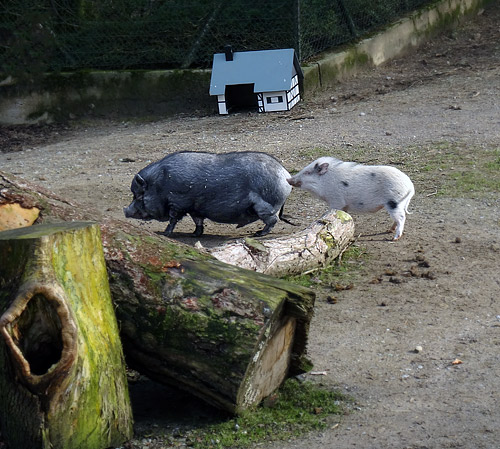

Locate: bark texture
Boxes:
[0,221,133,449]
[208,210,354,276]
[0,171,320,413]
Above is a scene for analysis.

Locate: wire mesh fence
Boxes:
[1,0,433,80]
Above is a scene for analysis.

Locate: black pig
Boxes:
[124,151,292,237]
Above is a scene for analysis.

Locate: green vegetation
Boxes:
[414,143,500,197]
[284,245,366,289]
[298,147,331,160]
[188,378,347,449]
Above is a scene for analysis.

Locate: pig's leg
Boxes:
[163,220,177,236]
[163,210,182,236]
[254,215,278,236]
[386,200,406,240]
[190,214,205,237]
[250,194,279,237]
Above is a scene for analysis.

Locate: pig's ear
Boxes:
[135,173,147,187]
[316,163,329,175]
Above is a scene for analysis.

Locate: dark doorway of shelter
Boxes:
[225,84,258,113]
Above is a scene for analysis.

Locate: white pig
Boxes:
[287,157,415,240]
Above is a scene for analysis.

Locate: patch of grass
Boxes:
[412,143,500,197]
[283,244,366,289]
[298,147,330,160]
[189,379,347,449]
[295,145,376,164]
[445,148,500,195]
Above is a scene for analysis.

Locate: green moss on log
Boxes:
[0,222,133,449]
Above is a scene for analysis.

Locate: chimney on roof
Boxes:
[224,45,233,61]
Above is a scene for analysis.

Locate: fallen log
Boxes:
[0,222,133,449]
[0,171,321,413]
[207,210,354,276]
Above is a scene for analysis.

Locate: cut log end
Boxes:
[238,317,296,412]
[0,202,40,232]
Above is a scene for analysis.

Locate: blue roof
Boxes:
[209,48,302,96]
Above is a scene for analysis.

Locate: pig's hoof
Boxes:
[161,227,174,237]
[192,224,204,237]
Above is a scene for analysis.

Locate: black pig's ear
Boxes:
[135,174,147,187]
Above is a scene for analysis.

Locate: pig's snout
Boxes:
[287,177,302,188]
[123,205,133,218]
[124,204,140,219]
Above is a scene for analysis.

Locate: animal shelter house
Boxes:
[209,47,303,114]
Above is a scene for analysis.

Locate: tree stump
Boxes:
[0,222,133,449]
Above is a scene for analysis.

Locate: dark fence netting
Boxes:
[0,0,433,80]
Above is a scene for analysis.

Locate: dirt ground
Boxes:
[1,3,499,448]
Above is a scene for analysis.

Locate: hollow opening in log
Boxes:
[13,293,64,375]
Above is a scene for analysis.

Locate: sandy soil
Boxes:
[1,3,499,448]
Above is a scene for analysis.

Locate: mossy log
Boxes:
[0,171,316,413]
[208,210,354,276]
[0,221,133,449]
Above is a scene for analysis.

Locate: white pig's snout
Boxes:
[287,178,302,187]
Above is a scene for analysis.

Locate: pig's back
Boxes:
[159,151,291,223]
[173,150,290,191]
